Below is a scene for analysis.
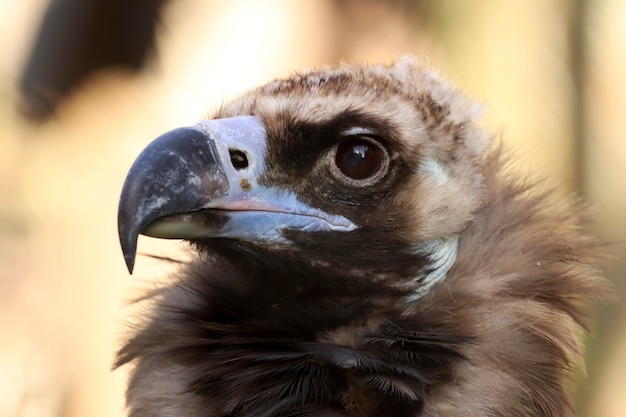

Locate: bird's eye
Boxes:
[334,138,385,181]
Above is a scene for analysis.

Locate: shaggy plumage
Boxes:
[116,57,609,417]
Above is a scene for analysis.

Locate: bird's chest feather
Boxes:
[122,274,468,417]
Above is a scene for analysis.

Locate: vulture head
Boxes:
[116,57,609,417]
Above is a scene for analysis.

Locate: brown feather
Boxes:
[416,147,611,417]
[117,57,611,417]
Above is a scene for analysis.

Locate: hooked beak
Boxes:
[118,116,355,274]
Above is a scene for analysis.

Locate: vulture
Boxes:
[116,57,609,417]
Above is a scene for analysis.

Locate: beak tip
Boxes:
[125,258,135,274]
[119,224,138,274]
[122,245,137,275]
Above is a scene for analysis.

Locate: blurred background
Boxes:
[0,1,624,416]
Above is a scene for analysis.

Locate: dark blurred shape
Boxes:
[19,0,168,121]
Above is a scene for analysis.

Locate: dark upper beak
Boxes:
[119,115,271,273]
[118,125,229,273]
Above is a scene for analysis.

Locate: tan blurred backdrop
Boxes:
[0,1,624,417]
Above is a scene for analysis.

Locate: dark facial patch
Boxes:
[258,109,415,212]
[182,105,434,286]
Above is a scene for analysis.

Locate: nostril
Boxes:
[229,149,249,170]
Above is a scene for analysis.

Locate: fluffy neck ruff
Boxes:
[117,260,470,417]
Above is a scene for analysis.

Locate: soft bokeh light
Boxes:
[1,2,624,417]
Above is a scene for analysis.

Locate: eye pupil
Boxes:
[335,139,383,180]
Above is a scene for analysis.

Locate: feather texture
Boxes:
[116,58,610,417]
